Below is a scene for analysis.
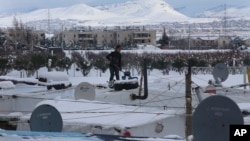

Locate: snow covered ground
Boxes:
[0,48,250,140]
[0,67,249,140]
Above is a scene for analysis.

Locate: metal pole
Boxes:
[185,60,192,139]
[243,66,247,89]
[130,59,148,100]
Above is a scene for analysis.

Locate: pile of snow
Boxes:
[38,71,72,89]
[0,76,38,83]
[114,79,138,84]
[0,81,15,89]
[38,71,69,82]
[137,44,161,50]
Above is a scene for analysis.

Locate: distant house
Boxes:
[195,36,218,49]
[216,36,231,49]
[169,35,234,49]
[170,36,218,49]
[244,38,250,47]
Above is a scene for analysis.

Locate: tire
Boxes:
[114,82,139,91]
[61,84,66,89]
[53,85,61,90]
[47,86,52,90]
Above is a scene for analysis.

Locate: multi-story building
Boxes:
[57,28,157,49]
[133,30,155,44]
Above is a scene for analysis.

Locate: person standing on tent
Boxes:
[106,45,122,85]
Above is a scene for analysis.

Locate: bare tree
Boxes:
[8,17,37,50]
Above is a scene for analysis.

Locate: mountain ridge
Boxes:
[97,0,189,23]
[0,0,192,28]
[2,0,247,29]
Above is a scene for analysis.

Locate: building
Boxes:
[244,38,250,47]
[133,30,156,45]
[56,28,157,49]
[196,37,218,49]
[170,35,232,49]
[216,36,231,49]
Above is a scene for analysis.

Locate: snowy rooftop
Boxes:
[37,99,177,128]
[0,47,250,140]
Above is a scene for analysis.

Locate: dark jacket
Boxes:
[106,51,121,69]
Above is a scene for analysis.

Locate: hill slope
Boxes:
[97,0,190,23]
[0,0,193,28]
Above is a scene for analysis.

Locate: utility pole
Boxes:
[48,9,51,34]
[223,4,227,36]
[188,25,191,55]
[185,60,192,139]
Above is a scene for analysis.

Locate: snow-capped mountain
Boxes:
[0,3,117,26]
[0,0,193,29]
[97,0,190,23]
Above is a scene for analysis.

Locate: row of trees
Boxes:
[0,17,53,52]
[0,51,71,76]
[1,50,250,77]
[4,17,43,50]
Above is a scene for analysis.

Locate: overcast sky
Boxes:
[0,0,249,17]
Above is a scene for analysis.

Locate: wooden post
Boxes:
[186,60,192,139]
